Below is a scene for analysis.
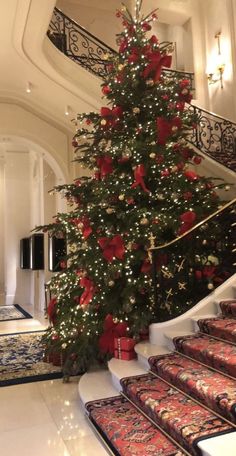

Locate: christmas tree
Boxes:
[41,2,228,374]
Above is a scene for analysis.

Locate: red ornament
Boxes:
[99,314,128,355]
[156,154,164,164]
[142,22,152,31]
[79,277,95,307]
[72,139,78,147]
[143,50,172,83]
[161,169,170,177]
[203,266,216,278]
[193,156,202,165]
[149,35,159,45]
[128,48,139,63]
[180,211,196,224]
[98,235,125,262]
[184,170,198,181]
[131,164,150,193]
[102,85,112,95]
[60,260,67,269]
[86,119,92,125]
[119,39,128,53]
[183,191,193,200]
[116,10,121,18]
[75,179,81,186]
[179,79,190,88]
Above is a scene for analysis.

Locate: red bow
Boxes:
[96,155,113,178]
[143,51,172,82]
[156,117,182,145]
[100,106,123,128]
[47,297,57,325]
[79,277,95,307]
[73,217,92,239]
[131,164,150,193]
[141,259,152,273]
[99,314,128,354]
[98,235,125,262]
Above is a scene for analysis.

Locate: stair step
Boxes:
[219,300,236,317]
[135,341,170,369]
[121,373,235,456]
[174,333,236,378]
[78,369,117,405]
[86,395,186,456]
[198,316,236,343]
[164,330,195,350]
[149,352,236,422]
[108,357,146,391]
[191,314,216,332]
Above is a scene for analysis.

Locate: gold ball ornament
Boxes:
[172,125,178,133]
[133,107,140,114]
[149,153,156,159]
[140,217,149,225]
[119,194,125,201]
[108,280,115,287]
[62,343,67,349]
[129,296,136,304]
[146,79,154,87]
[171,166,178,173]
[202,239,207,245]
[106,207,115,214]
[225,185,230,191]
[208,283,214,290]
[77,222,84,229]
[101,119,107,126]
[118,64,124,71]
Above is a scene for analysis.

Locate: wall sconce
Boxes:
[207,32,225,89]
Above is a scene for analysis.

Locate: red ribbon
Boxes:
[79,277,95,307]
[131,164,150,193]
[47,297,57,325]
[96,155,113,178]
[99,314,128,354]
[100,106,123,128]
[98,235,125,262]
[156,117,182,145]
[143,51,172,82]
[73,217,92,239]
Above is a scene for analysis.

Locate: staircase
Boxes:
[79,294,236,456]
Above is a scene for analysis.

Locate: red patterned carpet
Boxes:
[149,352,236,421]
[86,395,185,456]
[120,373,234,456]
[174,333,236,377]
[197,317,236,342]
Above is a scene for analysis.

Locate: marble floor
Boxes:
[0,304,108,456]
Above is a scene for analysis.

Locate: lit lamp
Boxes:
[207,32,225,89]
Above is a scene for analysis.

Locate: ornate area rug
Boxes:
[121,373,234,456]
[198,317,236,343]
[0,330,62,386]
[86,395,185,456]
[0,304,32,321]
[174,334,236,378]
[149,352,236,422]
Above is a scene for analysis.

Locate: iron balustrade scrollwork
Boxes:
[48,7,195,89]
[187,105,236,172]
[48,7,115,79]
[149,199,236,322]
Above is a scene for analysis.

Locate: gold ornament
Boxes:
[208,283,214,290]
[101,119,107,126]
[62,343,67,349]
[129,296,136,304]
[77,222,84,229]
[106,207,115,214]
[118,64,124,71]
[103,53,109,60]
[146,79,154,87]
[149,153,156,159]
[171,166,178,173]
[225,185,230,191]
[140,217,149,225]
[202,239,207,245]
[172,126,178,133]
[178,281,187,290]
[119,194,125,201]
[108,280,115,287]
[133,107,140,114]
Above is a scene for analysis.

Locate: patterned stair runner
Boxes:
[120,373,234,456]
[86,395,185,456]
[174,333,236,377]
[149,352,236,422]
[220,300,236,317]
[197,316,236,343]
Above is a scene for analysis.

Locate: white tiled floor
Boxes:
[0,305,108,456]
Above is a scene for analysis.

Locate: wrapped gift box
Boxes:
[114,337,137,360]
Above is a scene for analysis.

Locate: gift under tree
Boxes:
[41,1,228,374]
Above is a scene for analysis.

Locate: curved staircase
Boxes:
[79,296,236,455]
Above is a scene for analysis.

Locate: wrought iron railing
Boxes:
[47,7,194,88]
[148,198,236,321]
[187,105,236,172]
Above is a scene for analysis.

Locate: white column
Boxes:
[0,152,5,305]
